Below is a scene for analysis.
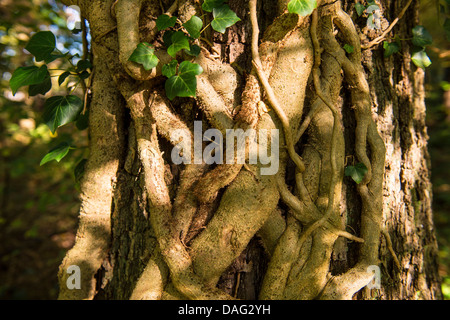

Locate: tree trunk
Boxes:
[57,0,442,300]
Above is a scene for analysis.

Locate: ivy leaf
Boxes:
[165,61,203,100]
[345,163,368,184]
[163,30,175,48]
[42,95,83,133]
[383,41,400,57]
[167,31,191,57]
[162,60,178,78]
[128,42,160,70]
[40,142,72,166]
[343,44,354,53]
[76,109,89,131]
[202,0,225,12]
[29,72,52,96]
[25,31,56,61]
[211,4,241,34]
[355,3,366,16]
[10,65,49,95]
[44,53,67,64]
[412,50,432,69]
[58,71,71,86]
[287,0,317,17]
[183,15,203,39]
[185,44,201,57]
[412,25,433,48]
[76,59,92,72]
[156,14,177,31]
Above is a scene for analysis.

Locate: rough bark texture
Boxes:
[57,0,442,300]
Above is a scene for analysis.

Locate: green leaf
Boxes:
[58,71,71,86]
[156,14,177,31]
[44,53,67,64]
[165,61,203,100]
[345,163,368,184]
[128,42,160,70]
[76,59,92,72]
[10,65,49,95]
[162,60,178,78]
[29,72,52,96]
[185,44,201,56]
[412,25,433,48]
[383,41,400,57]
[78,71,90,80]
[42,95,84,133]
[287,0,317,17]
[167,31,191,57]
[25,31,56,61]
[412,50,432,69]
[40,142,72,166]
[202,0,225,12]
[211,4,241,33]
[343,44,354,53]
[183,15,203,39]
[76,109,89,131]
[355,3,366,16]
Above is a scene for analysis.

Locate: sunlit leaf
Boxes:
[40,142,72,166]
[128,42,159,70]
[165,61,203,100]
[412,50,432,69]
[287,0,317,17]
[211,4,241,33]
[183,15,203,39]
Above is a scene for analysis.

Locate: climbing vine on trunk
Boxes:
[10,0,442,300]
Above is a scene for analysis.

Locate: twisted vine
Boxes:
[58,0,389,300]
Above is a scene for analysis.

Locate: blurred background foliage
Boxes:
[0,0,449,299]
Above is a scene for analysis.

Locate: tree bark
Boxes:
[58,0,442,300]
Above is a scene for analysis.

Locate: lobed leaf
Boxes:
[183,15,203,39]
[42,95,83,133]
[156,14,177,31]
[167,31,191,57]
[287,0,317,17]
[128,42,159,70]
[165,61,203,100]
[345,163,368,184]
[211,4,241,34]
